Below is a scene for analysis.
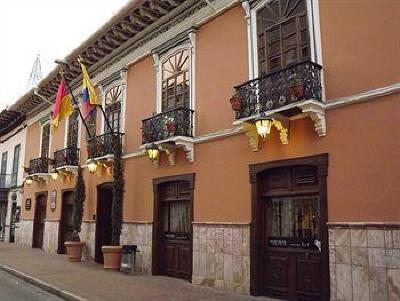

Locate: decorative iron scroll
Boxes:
[28,157,51,174]
[87,132,124,159]
[54,148,80,168]
[234,61,322,119]
[142,107,194,144]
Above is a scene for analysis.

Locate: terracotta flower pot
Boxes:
[102,245,122,269]
[229,94,242,111]
[292,84,304,99]
[166,122,176,133]
[64,241,85,262]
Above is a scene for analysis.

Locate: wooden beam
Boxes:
[150,0,170,14]
[139,6,159,21]
[98,40,115,51]
[165,0,181,7]
[113,26,134,40]
[129,13,150,27]
[121,20,141,33]
[104,32,125,44]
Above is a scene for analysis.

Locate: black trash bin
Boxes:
[120,245,138,274]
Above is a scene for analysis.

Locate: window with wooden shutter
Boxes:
[161,49,190,112]
[256,0,310,75]
[67,111,79,148]
[104,86,122,133]
[41,123,50,158]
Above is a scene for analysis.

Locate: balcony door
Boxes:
[153,174,194,280]
[250,155,329,300]
[256,0,310,75]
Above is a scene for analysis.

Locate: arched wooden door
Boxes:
[59,191,74,254]
[250,155,329,301]
[33,194,47,249]
[153,174,194,280]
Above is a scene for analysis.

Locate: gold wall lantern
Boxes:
[146,143,160,162]
[50,169,59,181]
[241,114,289,151]
[254,118,273,140]
[87,159,98,174]
[25,176,33,185]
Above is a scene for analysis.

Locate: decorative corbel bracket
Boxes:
[240,114,289,151]
[141,137,194,167]
[272,116,289,145]
[297,100,326,137]
[159,143,176,166]
[241,122,259,151]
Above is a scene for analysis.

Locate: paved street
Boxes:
[0,243,277,301]
[0,269,63,301]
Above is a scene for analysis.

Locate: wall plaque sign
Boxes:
[25,198,31,210]
[50,190,57,211]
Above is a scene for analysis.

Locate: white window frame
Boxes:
[152,30,197,135]
[244,0,324,88]
[39,119,52,158]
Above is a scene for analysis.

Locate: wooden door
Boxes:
[155,180,193,279]
[33,194,47,248]
[59,191,74,254]
[251,162,328,301]
[95,185,113,263]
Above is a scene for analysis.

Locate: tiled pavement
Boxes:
[0,243,278,301]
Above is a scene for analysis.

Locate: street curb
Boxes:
[0,264,88,301]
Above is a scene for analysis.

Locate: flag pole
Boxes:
[60,71,93,139]
[77,58,114,136]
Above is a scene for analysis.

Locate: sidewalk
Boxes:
[0,243,276,301]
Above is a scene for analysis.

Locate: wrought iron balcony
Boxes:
[26,157,51,175]
[233,61,322,119]
[142,107,194,144]
[87,132,124,159]
[54,148,80,168]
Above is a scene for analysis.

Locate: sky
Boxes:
[0,0,130,110]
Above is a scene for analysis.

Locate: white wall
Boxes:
[0,125,27,187]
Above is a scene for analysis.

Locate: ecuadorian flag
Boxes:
[80,61,101,119]
[52,78,73,130]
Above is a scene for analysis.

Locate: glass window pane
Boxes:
[266,195,319,248]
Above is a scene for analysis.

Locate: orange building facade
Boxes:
[9,0,400,300]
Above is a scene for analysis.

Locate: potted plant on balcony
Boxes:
[289,74,304,99]
[101,134,124,269]
[166,120,176,134]
[64,166,86,262]
[229,92,242,111]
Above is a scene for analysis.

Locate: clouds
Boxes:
[0,0,129,110]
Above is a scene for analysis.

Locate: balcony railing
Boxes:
[234,61,322,119]
[54,148,80,168]
[0,174,11,189]
[87,132,124,159]
[26,157,51,175]
[142,107,194,144]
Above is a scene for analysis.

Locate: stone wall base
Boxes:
[15,220,33,247]
[81,221,96,260]
[192,223,250,294]
[43,221,59,254]
[120,222,152,274]
[329,224,400,301]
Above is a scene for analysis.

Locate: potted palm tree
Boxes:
[64,166,86,262]
[101,134,124,269]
